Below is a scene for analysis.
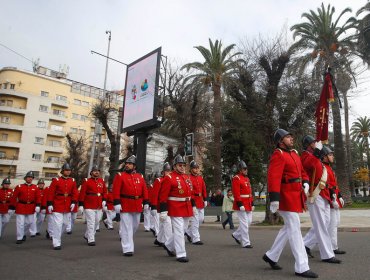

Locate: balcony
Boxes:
[51,98,68,108]
[0,105,26,115]
[44,145,64,153]
[0,141,21,148]
[46,129,66,137]
[49,114,67,123]
[0,90,29,100]
[0,157,19,166]
[0,123,23,131]
[43,161,62,169]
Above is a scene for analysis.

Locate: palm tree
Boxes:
[289,3,358,202]
[351,116,370,175]
[356,1,370,64]
[182,39,242,189]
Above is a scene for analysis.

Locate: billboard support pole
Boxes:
[135,130,148,176]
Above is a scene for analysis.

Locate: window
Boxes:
[45,172,58,178]
[35,137,44,144]
[80,115,88,122]
[53,109,65,117]
[73,99,81,105]
[3,83,7,89]
[70,127,78,133]
[1,116,10,123]
[32,154,42,161]
[1,133,8,141]
[50,125,63,132]
[41,91,49,97]
[0,100,5,106]
[56,95,67,102]
[78,129,86,136]
[32,171,40,178]
[10,84,15,90]
[0,170,3,176]
[6,100,13,106]
[39,105,48,112]
[46,156,60,163]
[0,151,5,159]
[48,140,61,147]
[37,121,47,128]
[82,101,89,107]
[72,113,79,119]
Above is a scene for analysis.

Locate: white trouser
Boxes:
[66,212,77,233]
[120,212,141,253]
[186,208,204,243]
[104,210,115,229]
[165,217,190,258]
[47,214,54,237]
[266,211,309,274]
[329,208,340,250]
[95,210,102,231]
[35,212,46,233]
[143,209,151,230]
[303,196,334,259]
[16,214,35,240]
[232,210,252,246]
[85,209,101,242]
[157,215,172,244]
[150,212,159,236]
[52,212,71,247]
[0,213,11,237]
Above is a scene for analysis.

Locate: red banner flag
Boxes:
[315,73,335,143]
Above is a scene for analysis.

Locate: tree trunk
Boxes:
[343,92,354,195]
[212,83,222,190]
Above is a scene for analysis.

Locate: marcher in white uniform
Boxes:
[0,178,14,238]
[32,178,46,236]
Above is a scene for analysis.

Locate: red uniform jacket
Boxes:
[0,187,13,214]
[47,176,79,213]
[325,163,343,208]
[268,148,309,212]
[41,187,50,214]
[150,177,163,211]
[232,173,253,211]
[112,171,148,213]
[301,150,331,202]
[106,192,114,211]
[10,184,41,215]
[79,177,107,209]
[189,174,207,209]
[159,171,194,217]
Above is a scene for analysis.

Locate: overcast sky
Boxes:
[1,0,369,127]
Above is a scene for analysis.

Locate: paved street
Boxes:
[1,216,369,280]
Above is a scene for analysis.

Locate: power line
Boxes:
[0,42,33,63]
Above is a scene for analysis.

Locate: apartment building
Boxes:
[0,66,123,185]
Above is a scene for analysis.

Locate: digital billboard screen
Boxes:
[122,47,161,133]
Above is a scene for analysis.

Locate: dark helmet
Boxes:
[1,178,11,185]
[162,162,171,172]
[273,128,291,145]
[320,145,334,159]
[237,160,248,171]
[90,165,100,174]
[37,178,45,185]
[189,160,199,169]
[24,171,35,179]
[302,135,316,149]
[61,163,72,171]
[125,155,136,165]
[173,154,186,166]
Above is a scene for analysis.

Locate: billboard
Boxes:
[122,47,161,133]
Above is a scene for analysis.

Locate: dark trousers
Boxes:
[222,212,234,229]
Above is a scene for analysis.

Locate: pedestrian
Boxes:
[152,162,172,247]
[159,155,194,263]
[148,175,160,240]
[231,160,254,248]
[103,189,115,230]
[41,185,53,239]
[0,178,14,238]
[262,129,318,278]
[112,155,149,256]
[221,189,234,230]
[78,166,107,246]
[301,136,341,264]
[33,178,46,236]
[9,171,41,244]
[185,160,207,245]
[211,189,223,222]
[47,163,79,250]
[143,183,153,234]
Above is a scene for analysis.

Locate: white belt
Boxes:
[168,196,191,202]
[240,195,250,198]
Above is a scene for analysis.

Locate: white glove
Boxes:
[70,203,75,212]
[103,206,108,212]
[8,209,15,215]
[78,206,84,215]
[159,211,168,222]
[150,209,157,217]
[192,206,197,215]
[143,204,150,213]
[339,197,345,207]
[239,205,246,211]
[35,206,40,213]
[114,204,122,213]
[270,201,279,213]
[102,201,107,208]
[303,183,310,195]
[48,205,53,213]
[252,206,255,211]
[315,141,323,150]
[41,209,46,214]
[204,201,208,207]
[332,199,340,209]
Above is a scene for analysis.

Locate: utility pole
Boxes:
[88,31,111,175]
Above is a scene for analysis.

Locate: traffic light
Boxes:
[184,133,194,156]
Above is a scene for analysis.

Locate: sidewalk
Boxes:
[203,209,370,232]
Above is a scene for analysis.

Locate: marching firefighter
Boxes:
[33,178,46,236]
[103,189,115,230]
[0,178,14,238]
